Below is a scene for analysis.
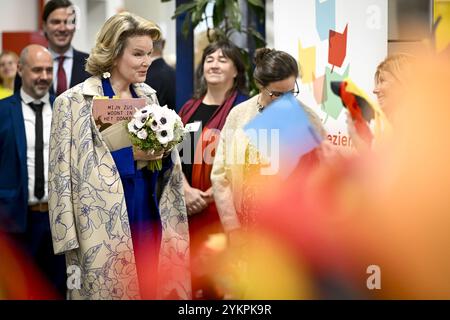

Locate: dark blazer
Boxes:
[14,48,90,96]
[145,57,176,109]
[0,92,55,233]
[67,49,90,91]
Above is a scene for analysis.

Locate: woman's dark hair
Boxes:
[253,48,300,87]
[194,40,247,99]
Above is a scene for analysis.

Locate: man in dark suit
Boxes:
[0,44,65,298]
[145,37,176,109]
[15,0,90,96]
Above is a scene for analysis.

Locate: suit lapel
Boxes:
[71,49,86,88]
[70,50,79,88]
[50,95,56,108]
[10,93,27,171]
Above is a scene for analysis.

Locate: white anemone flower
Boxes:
[156,127,174,145]
[169,109,182,126]
[158,107,179,128]
[149,117,160,131]
[137,129,148,140]
[138,104,158,119]
[148,103,160,112]
[133,107,144,119]
[134,113,147,129]
[127,119,138,134]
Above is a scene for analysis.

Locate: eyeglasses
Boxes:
[263,80,299,99]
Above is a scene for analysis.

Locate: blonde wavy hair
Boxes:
[374,53,414,85]
[86,12,160,76]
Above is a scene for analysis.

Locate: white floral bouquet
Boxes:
[127,104,187,171]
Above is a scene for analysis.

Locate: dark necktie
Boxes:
[28,102,45,200]
[56,55,67,96]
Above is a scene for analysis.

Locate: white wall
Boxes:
[273,0,388,149]
[124,0,177,65]
[71,0,88,52]
[79,0,176,59]
[265,0,274,48]
[0,0,38,30]
[71,0,125,53]
[0,0,177,58]
[85,0,107,54]
[0,0,39,49]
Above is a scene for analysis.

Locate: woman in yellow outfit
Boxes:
[0,51,18,99]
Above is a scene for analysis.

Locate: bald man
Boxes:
[0,44,65,298]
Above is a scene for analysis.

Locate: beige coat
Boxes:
[211,94,325,232]
[48,76,191,300]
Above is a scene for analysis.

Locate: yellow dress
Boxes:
[0,86,13,99]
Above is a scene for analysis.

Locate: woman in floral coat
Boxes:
[48,12,191,300]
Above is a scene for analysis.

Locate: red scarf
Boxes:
[179,91,240,242]
[179,90,238,191]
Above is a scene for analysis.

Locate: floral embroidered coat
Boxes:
[48,76,191,300]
